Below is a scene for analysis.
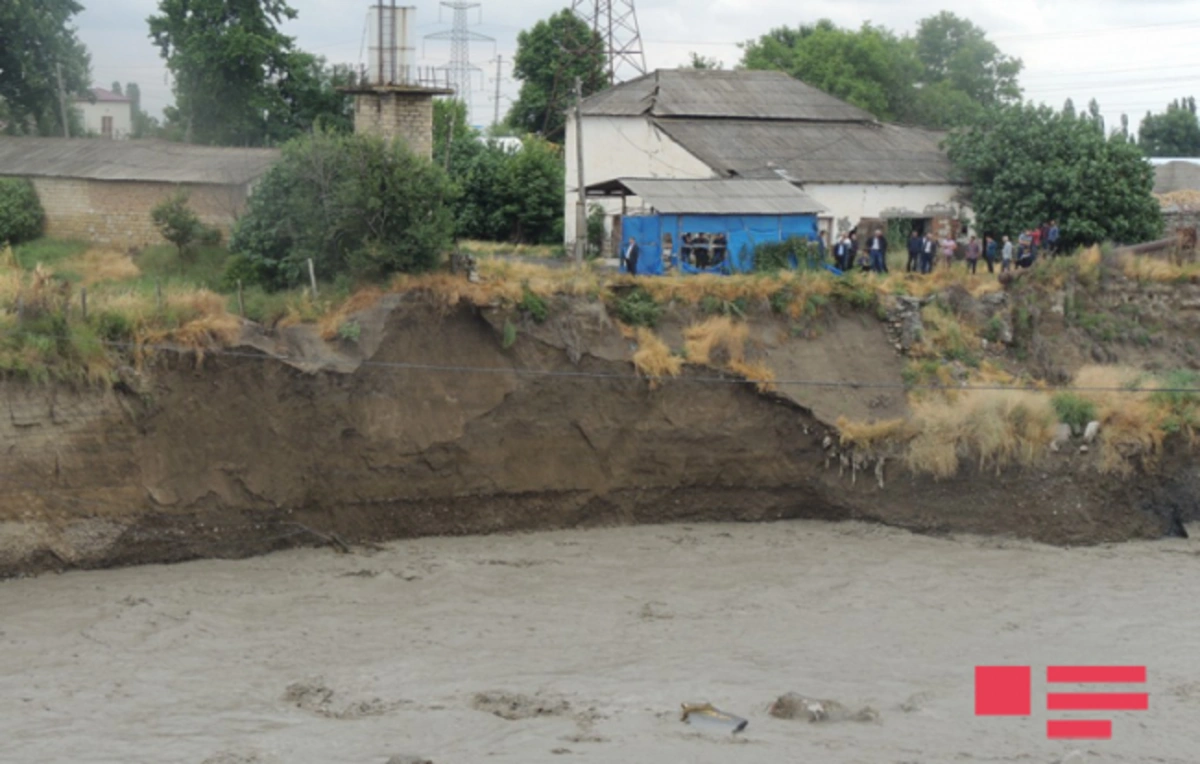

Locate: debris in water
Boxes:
[680,703,748,734]
[769,692,879,723]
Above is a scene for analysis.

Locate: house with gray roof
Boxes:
[566,69,970,250]
[0,137,279,249]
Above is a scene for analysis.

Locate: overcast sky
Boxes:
[77,0,1200,132]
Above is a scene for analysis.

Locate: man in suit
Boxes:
[624,237,640,275]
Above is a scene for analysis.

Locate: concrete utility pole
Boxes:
[492,55,503,129]
[55,63,70,138]
[573,76,587,263]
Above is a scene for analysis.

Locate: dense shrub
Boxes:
[613,287,662,327]
[753,236,816,273]
[1051,392,1098,430]
[0,178,45,244]
[227,130,455,290]
[151,192,203,258]
[454,137,565,245]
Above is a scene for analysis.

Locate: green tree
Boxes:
[264,52,356,142]
[946,102,1163,250]
[110,81,123,96]
[434,98,483,175]
[0,0,91,136]
[456,138,565,244]
[1138,98,1200,157]
[0,179,45,245]
[150,192,203,261]
[508,10,606,141]
[741,14,1021,129]
[148,0,297,145]
[741,20,917,121]
[227,130,455,289]
[685,52,723,70]
[913,12,1021,108]
[125,82,160,138]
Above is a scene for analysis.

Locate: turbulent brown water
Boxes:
[3,520,1198,763]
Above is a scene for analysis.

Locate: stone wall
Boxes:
[25,177,248,250]
[353,91,435,159]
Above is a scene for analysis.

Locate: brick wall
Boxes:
[24,177,248,250]
[353,92,435,158]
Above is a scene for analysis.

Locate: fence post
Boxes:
[237,279,245,318]
[80,287,87,321]
[307,258,319,298]
[16,294,23,323]
[155,280,163,312]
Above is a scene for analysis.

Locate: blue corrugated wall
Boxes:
[620,214,819,275]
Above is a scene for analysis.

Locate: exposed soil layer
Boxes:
[0,291,1196,577]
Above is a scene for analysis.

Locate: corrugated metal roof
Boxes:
[0,137,280,185]
[654,119,959,185]
[1154,160,1200,194]
[76,87,132,104]
[599,177,826,215]
[581,69,874,123]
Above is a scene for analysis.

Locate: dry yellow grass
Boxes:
[1118,253,1198,283]
[728,359,777,393]
[317,286,385,340]
[901,389,1058,479]
[684,316,748,365]
[836,416,913,451]
[1069,365,1166,475]
[878,268,1003,300]
[631,327,682,385]
[66,249,141,285]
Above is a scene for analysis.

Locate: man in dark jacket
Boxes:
[920,232,937,274]
[623,237,639,275]
[868,228,889,273]
[906,230,921,273]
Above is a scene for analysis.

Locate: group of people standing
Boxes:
[828,229,894,274]
[820,220,1062,277]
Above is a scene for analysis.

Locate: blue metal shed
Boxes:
[586,177,827,275]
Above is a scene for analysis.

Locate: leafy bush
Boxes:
[151,192,204,259]
[586,203,606,257]
[228,130,455,290]
[519,286,548,323]
[613,287,662,327]
[93,311,134,343]
[0,178,45,244]
[753,236,816,273]
[454,137,565,245]
[337,320,361,343]
[1051,392,1098,430]
[501,318,518,349]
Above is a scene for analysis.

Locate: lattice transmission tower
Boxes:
[570,0,647,84]
[425,1,494,118]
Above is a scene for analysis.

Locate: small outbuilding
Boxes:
[587,177,826,274]
[0,137,279,249]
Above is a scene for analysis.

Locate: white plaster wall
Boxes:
[802,183,970,232]
[564,115,716,246]
[76,101,133,140]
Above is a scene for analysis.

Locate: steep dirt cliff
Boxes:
[0,290,1196,577]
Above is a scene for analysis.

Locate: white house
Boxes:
[73,87,133,140]
[566,69,970,250]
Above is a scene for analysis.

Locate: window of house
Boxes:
[679,232,727,269]
[101,116,113,138]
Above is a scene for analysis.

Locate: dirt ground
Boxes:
[3,520,1198,763]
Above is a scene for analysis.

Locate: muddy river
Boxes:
[3,521,1198,763]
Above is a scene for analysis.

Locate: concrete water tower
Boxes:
[342,3,453,159]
